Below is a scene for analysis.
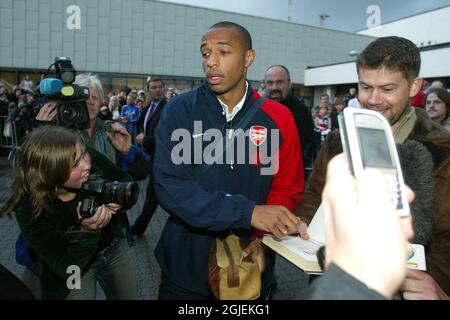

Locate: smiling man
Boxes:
[152,21,304,299]
[294,36,450,299]
[356,37,423,143]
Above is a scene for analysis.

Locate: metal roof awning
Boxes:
[304,44,450,87]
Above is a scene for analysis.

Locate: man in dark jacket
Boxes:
[136,77,167,158]
[153,21,304,299]
[0,263,35,299]
[131,78,167,236]
[264,65,315,179]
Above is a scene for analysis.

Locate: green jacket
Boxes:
[15,147,133,300]
[80,118,118,165]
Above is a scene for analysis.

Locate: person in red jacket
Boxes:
[153,21,305,299]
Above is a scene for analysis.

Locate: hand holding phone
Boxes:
[338,108,410,217]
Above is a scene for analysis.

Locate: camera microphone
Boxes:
[36,57,90,129]
[39,78,63,95]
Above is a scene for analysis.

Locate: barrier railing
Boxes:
[0,115,20,160]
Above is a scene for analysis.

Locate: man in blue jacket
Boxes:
[153,21,305,299]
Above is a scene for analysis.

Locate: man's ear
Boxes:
[244,49,255,69]
[409,77,423,98]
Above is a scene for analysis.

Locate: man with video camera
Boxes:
[35,58,149,179]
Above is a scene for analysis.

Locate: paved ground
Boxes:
[0,153,309,299]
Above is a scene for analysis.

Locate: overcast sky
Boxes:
[159,0,450,32]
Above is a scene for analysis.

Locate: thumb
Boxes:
[242,243,254,257]
[298,221,310,240]
[76,202,82,220]
[106,132,114,141]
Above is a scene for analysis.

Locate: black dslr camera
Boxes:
[36,57,90,129]
[79,175,139,220]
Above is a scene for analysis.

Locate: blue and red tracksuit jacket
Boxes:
[153,82,304,296]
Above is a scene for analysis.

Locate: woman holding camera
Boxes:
[0,126,137,300]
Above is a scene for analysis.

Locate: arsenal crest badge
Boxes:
[250,125,267,146]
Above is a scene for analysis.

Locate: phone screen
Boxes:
[357,128,394,169]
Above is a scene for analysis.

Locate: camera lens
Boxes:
[125,182,139,207]
[79,176,139,219]
[60,71,75,83]
[60,104,79,121]
[104,181,139,209]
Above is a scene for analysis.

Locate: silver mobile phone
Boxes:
[338,108,410,216]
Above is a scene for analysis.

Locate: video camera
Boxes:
[79,175,139,220]
[36,57,90,129]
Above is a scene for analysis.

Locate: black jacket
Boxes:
[280,95,314,154]
[0,263,35,300]
[138,99,167,157]
[304,264,385,300]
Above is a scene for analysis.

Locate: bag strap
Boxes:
[233,97,266,135]
[216,235,243,288]
[192,97,266,179]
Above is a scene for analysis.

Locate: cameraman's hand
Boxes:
[79,204,113,231]
[35,102,57,121]
[106,122,132,154]
[106,203,122,214]
[136,133,145,145]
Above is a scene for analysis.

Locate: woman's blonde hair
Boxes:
[108,95,119,111]
[0,126,84,218]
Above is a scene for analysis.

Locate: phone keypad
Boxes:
[386,175,403,210]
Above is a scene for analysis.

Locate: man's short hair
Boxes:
[75,73,105,103]
[265,65,291,81]
[209,21,252,50]
[146,77,165,91]
[356,36,421,82]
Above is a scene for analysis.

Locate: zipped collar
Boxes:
[203,81,256,121]
[217,81,249,122]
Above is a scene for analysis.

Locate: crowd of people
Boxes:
[1,72,448,154]
[0,75,180,145]
[0,83,36,141]
[0,21,449,301]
